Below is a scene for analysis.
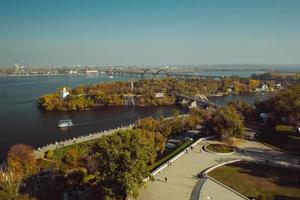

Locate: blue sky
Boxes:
[0,0,300,65]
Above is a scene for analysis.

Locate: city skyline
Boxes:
[0,0,300,65]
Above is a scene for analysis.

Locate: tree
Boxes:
[248,79,260,91]
[94,129,155,199]
[0,163,35,200]
[72,85,84,96]
[62,148,78,167]
[7,144,36,178]
[44,149,54,159]
[204,106,244,141]
[135,117,159,132]
[228,101,256,123]
[171,109,180,119]
[255,85,300,126]
[82,155,98,174]
[0,166,21,199]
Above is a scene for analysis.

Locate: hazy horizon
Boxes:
[1,0,300,66]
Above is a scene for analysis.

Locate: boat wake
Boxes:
[72,119,111,126]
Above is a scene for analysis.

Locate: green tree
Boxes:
[255,85,300,125]
[248,79,260,91]
[204,106,244,141]
[135,117,159,132]
[228,101,256,123]
[94,129,155,199]
[171,109,180,119]
[62,148,78,167]
[45,149,54,159]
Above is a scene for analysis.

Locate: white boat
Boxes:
[57,119,73,128]
[109,75,114,79]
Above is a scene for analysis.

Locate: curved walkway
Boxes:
[137,139,300,200]
[137,140,241,200]
[200,178,245,200]
[190,178,206,200]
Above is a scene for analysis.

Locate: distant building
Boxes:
[165,142,176,149]
[155,93,164,98]
[226,88,233,93]
[275,83,282,88]
[259,113,269,122]
[68,70,78,75]
[85,70,98,76]
[194,94,209,102]
[255,84,268,92]
[61,87,69,100]
[189,101,198,109]
[262,84,268,91]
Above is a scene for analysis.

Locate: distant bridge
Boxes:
[105,68,223,79]
[105,68,300,83]
[176,95,218,109]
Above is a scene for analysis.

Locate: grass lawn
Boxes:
[259,128,300,153]
[209,161,300,200]
[52,139,97,161]
[206,143,234,153]
[36,158,58,169]
[275,125,295,132]
[148,140,193,171]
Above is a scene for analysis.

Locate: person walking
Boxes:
[165,177,168,182]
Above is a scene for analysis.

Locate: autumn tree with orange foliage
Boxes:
[7,144,36,178]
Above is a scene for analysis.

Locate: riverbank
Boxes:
[17,111,205,199]
[34,123,135,159]
[37,77,273,111]
[0,75,273,161]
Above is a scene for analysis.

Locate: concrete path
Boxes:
[137,141,240,200]
[137,139,300,200]
[199,178,245,200]
[190,178,206,200]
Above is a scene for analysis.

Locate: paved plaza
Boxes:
[137,139,299,200]
[137,140,242,200]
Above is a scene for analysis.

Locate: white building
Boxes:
[255,84,268,92]
[262,84,268,91]
[85,70,99,76]
[275,83,282,88]
[259,113,269,122]
[61,87,69,100]
[189,101,198,109]
[68,70,78,75]
[155,93,164,98]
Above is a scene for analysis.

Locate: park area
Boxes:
[208,161,300,200]
[205,143,235,153]
[259,125,300,154]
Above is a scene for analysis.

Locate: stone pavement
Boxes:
[137,140,241,200]
[137,139,300,200]
[199,178,245,200]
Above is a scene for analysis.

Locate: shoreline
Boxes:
[39,91,276,112]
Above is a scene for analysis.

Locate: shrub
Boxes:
[45,149,54,159]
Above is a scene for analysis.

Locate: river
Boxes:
[0,75,269,161]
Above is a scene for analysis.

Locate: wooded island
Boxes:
[38,77,272,111]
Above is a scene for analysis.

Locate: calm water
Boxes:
[0,74,268,161]
[194,70,265,77]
